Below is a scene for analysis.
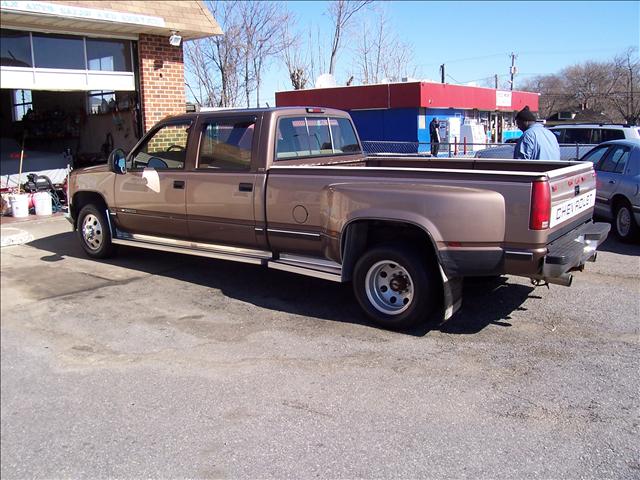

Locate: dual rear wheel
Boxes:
[353,245,439,330]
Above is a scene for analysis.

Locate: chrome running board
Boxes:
[112,232,271,265]
[111,232,344,281]
[268,254,343,282]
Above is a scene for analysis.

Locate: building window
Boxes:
[32,33,85,69]
[0,29,32,67]
[13,89,32,121]
[86,38,132,72]
[88,91,116,114]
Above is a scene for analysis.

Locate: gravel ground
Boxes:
[1,216,639,479]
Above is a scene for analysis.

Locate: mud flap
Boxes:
[439,264,463,320]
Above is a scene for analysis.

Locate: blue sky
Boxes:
[257,0,640,106]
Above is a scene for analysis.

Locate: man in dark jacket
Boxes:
[429,118,440,156]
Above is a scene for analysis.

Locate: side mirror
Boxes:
[108,148,127,174]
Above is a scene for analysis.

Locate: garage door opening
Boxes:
[1,88,142,189]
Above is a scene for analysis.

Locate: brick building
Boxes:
[0,0,221,186]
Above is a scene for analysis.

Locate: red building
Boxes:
[276,81,540,144]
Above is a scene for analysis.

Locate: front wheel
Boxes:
[614,202,639,242]
[353,245,439,330]
[77,204,117,259]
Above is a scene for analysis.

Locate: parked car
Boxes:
[67,107,609,330]
[549,123,640,143]
[580,139,640,241]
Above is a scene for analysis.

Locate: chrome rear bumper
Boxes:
[532,221,610,285]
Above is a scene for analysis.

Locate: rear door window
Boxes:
[601,129,625,142]
[563,128,591,144]
[198,117,255,171]
[598,145,630,173]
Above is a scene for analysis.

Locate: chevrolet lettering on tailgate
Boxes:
[550,191,596,228]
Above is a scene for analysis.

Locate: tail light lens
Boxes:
[530,180,551,230]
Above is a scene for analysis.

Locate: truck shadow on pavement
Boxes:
[27,232,537,336]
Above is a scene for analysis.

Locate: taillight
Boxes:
[530,180,551,230]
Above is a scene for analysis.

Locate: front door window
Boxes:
[129,123,191,170]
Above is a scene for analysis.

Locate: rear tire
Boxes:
[77,204,117,259]
[614,202,639,242]
[353,245,438,330]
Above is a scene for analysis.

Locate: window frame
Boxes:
[127,120,193,172]
[596,145,631,174]
[273,115,361,162]
[195,115,257,172]
[1,29,33,68]
[87,90,117,115]
[1,28,134,73]
[581,145,611,165]
[12,89,33,121]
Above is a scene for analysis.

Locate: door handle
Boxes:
[239,182,253,192]
[173,180,185,189]
[608,180,616,184]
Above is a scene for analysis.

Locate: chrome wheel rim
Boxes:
[365,260,414,315]
[82,214,103,251]
[616,207,631,237]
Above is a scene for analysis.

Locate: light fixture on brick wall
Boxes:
[169,31,182,47]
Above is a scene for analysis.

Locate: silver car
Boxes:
[580,139,640,241]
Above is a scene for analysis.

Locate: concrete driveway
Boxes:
[1,216,639,479]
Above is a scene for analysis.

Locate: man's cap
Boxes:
[515,106,536,122]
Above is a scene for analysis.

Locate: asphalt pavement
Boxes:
[1,216,639,479]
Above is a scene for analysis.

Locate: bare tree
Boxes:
[327,0,372,76]
[609,47,640,124]
[353,11,416,85]
[520,74,569,119]
[562,61,615,113]
[184,38,218,106]
[239,1,291,107]
[309,27,328,86]
[281,16,310,90]
[184,1,243,107]
[519,48,640,123]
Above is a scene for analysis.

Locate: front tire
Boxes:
[353,245,439,330]
[77,204,117,259]
[614,202,638,242]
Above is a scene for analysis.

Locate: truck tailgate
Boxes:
[546,162,597,235]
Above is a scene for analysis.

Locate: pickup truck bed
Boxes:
[68,107,609,330]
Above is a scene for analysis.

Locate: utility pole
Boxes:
[509,52,517,91]
[440,64,445,84]
[494,74,499,89]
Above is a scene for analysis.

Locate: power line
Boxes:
[416,47,633,69]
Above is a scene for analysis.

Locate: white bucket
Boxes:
[9,194,29,218]
[34,191,52,216]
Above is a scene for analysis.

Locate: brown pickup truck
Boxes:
[68,107,610,329]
